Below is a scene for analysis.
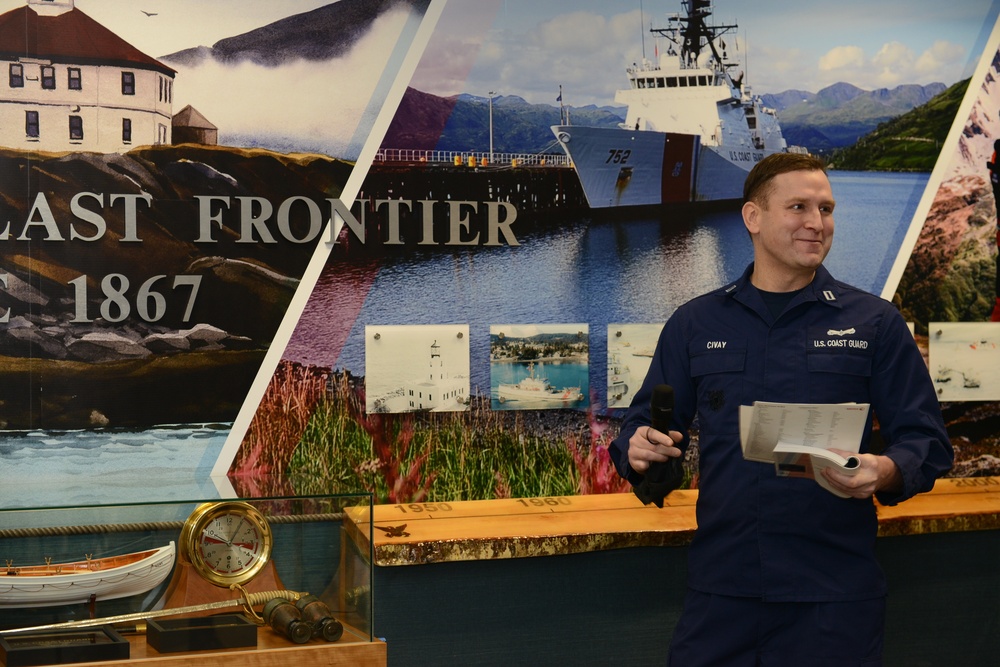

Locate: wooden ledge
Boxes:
[345,477,1000,567]
[875,476,1000,536]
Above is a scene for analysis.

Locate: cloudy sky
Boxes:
[410,0,1000,106]
[0,0,336,58]
[0,0,422,158]
[4,0,996,149]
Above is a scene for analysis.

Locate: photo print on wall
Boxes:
[4,0,996,507]
[365,324,470,414]
[929,322,1000,401]
[490,324,589,411]
[606,323,663,409]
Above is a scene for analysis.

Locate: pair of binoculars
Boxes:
[262,594,345,644]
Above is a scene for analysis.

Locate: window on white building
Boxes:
[69,115,83,141]
[41,66,55,90]
[9,64,23,88]
[157,76,174,103]
[122,118,132,143]
[122,71,135,95]
[25,111,39,138]
[68,68,81,90]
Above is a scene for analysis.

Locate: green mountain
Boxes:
[826,78,970,171]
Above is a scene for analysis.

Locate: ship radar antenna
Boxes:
[652,0,737,75]
[743,26,748,89]
[640,0,646,61]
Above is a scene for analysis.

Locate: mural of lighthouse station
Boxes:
[0,0,175,153]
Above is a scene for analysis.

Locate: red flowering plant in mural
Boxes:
[567,396,631,495]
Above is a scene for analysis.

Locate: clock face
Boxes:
[182,502,273,587]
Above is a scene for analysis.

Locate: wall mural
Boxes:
[0,0,432,507]
[891,33,1000,477]
[1,0,998,508]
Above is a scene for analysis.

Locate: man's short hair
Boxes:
[743,152,827,207]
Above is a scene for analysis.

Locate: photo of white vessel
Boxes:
[607,351,631,404]
[552,0,804,208]
[497,362,583,404]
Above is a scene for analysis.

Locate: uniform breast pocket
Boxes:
[806,351,873,403]
[689,343,746,434]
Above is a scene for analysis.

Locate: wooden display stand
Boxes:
[348,479,1000,665]
[348,477,1000,567]
[66,628,386,666]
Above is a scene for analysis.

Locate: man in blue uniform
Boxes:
[611,153,953,666]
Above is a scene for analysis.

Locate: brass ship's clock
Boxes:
[179,501,274,587]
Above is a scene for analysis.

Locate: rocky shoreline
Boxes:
[1,145,349,430]
[3,314,256,363]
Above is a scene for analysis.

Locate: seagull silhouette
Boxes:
[141,10,158,17]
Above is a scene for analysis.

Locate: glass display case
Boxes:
[0,494,376,666]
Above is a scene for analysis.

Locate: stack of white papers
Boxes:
[739,401,870,497]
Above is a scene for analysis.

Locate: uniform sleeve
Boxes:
[610,313,697,486]
[870,308,953,505]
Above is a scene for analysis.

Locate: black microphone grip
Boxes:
[634,384,684,508]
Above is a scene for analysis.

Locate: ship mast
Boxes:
[653,0,737,76]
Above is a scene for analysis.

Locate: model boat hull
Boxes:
[0,542,175,608]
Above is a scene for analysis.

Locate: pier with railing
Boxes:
[363,148,587,216]
[374,148,571,169]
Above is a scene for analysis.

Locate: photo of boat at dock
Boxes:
[607,323,663,408]
[490,325,589,410]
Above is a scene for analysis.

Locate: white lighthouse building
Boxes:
[0,0,175,153]
[403,340,468,412]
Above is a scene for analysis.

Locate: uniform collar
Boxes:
[725,263,844,318]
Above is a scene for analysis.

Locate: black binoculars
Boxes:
[261,594,345,644]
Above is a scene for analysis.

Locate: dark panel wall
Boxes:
[375,530,1000,666]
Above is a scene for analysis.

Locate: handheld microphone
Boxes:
[633,384,684,508]
[649,384,674,434]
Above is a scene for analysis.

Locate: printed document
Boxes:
[739,401,870,498]
[739,401,870,463]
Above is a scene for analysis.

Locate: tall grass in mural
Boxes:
[231,361,330,496]
[282,366,632,502]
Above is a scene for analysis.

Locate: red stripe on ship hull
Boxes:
[661,134,698,203]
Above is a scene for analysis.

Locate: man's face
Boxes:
[742,169,835,286]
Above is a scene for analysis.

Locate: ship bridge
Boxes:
[625,58,721,91]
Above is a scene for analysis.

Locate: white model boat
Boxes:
[498,362,583,403]
[552,0,804,208]
[0,542,175,608]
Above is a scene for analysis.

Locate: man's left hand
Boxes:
[822,451,902,498]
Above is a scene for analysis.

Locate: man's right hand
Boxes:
[628,425,684,474]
